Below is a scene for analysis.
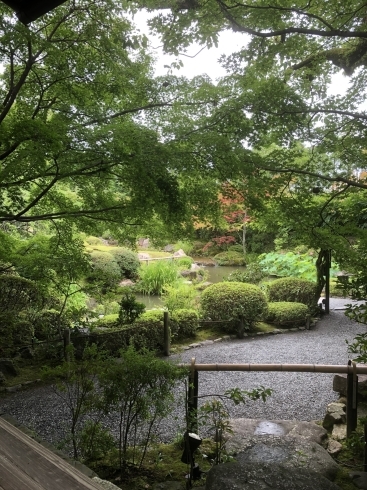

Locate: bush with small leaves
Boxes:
[226,263,266,285]
[110,247,140,279]
[201,282,268,333]
[170,309,199,340]
[267,277,318,312]
[213,251,246,266]
[265,302,309,327]
[88,251,121,289]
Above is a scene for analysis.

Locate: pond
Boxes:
[135,265,247,309]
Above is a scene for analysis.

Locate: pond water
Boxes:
[135,265,247,309]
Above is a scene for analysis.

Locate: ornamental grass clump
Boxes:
[265,302,309,327]
[138,260,179,295]
[200,282,268,333]
[266,277,318,312]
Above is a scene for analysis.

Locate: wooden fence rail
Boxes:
[180,357,363,437]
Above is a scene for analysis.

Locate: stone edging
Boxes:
[0,378,41,393]
[179,323,317,352]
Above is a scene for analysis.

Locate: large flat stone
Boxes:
[205,462,342,490]
[226,418,327,453]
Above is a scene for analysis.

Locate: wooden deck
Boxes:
[0,417,104,490]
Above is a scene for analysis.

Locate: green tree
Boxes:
[0,1,224,238]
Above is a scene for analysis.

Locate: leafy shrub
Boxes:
[162,283,197,311]
[213,251,246,266]
[118,289,145,324]
[265,302,309,326]
[173,240,194,255]
[85,236,103,245]
[32,309,69,340]
[138,260,179,295]
[226,263,266,285]
[110,247,140,279]
[175,257,193,269]
[88,251,121,288]
[201,282,268,332]
[228,244,245,253]
[170,309,199,340]
[259,252,316,280]
[267,277,318,311]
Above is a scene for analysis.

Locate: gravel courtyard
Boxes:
[0,298,366,446]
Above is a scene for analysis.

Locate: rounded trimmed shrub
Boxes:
[265,302,309,327]
[267,277,318,311]
[213,251,246,266]
[88,251,121,287]
[110,248,140,279]
[201,282,268,332]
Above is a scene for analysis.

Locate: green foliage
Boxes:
[195,386,272,465]
[259,252,317,281]
[213,251,246,266]
[226,263,266,285]
[110,248,140,279]
[161,283,197,311]
[266,277,319,312]
[118,289,145,324]
[201,282,268,332]
[85,236,104,246]
[0,274,43,315]
[88,251,121,289]
[78,421,115,463]
[228,244,244,253]
[175,257,193,269]
[170,309,199,340]
[265,302,309,327]
[99,346,186,472]
[138,261,179,295]
[42,344,107,460]
[173,241,194,255]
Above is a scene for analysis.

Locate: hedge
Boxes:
[267,277,318,312]
[75,308,199,355]
[265,302,309,327]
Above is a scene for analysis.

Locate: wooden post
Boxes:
[324,250,331,314]
[347,360,358,437]
[63,328,70,361]
[237,316,244,339]
[364,421,367,472]
[188,357,198,432]
[163,311,170,357]
[305,314,311,330]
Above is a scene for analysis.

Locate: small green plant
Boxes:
[175,257,194,269]
[99,346,186,475]
[200,282,268,333]
[162,283,197,311]
[138,261,179,295]
[118,288,145,324]
[194,386,272,465]
[226,263,266,284]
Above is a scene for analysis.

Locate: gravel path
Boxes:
[1,298,366,446]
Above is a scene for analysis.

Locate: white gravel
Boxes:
[1,298,366,446]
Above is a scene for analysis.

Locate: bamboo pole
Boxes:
[178,361,367,375]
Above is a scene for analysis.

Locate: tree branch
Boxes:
[259,165,367,190]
